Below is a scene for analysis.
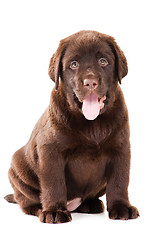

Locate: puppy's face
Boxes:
[49,31,128,120]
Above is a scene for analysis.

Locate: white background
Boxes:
[0,0,160,239]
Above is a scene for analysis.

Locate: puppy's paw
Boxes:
[54,210,72,223]
[39,210,72,224]
[75,198,104,213]
[109,203,139,220]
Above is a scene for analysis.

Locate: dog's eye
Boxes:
[70,61,79,70]
[98,58,108,67]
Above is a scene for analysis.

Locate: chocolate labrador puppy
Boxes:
[5,30,139,223]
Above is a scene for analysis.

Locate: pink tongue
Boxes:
[82,94,100,120]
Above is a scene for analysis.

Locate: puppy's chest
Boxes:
[65,147,107,188]
[81,121,111,145]
[62,128,109,192]
[65,121,112,148]
[61,123,112,161]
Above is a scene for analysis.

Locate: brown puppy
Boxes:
[5,30,139,223]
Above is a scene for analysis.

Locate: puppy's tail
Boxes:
[4,194,17,204]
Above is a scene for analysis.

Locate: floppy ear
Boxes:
[107,36,128,84]
[48,40,66,90]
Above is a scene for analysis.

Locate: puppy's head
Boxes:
[48,31,128,120]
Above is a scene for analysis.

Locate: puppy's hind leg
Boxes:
[74,198,105,214]
[4,194,17,204]
[13,189,43,221]
[23,204,43,218]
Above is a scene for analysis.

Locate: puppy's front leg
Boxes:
[38,145,71,223]
[106,147,139,220]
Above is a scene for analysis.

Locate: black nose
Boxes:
[83,79,98,90]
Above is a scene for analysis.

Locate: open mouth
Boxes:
[73,93,83,109]
[73,92,108,120]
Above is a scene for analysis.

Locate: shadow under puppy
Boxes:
[5,30,139,223]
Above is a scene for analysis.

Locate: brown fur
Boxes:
[5,30,139,223]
